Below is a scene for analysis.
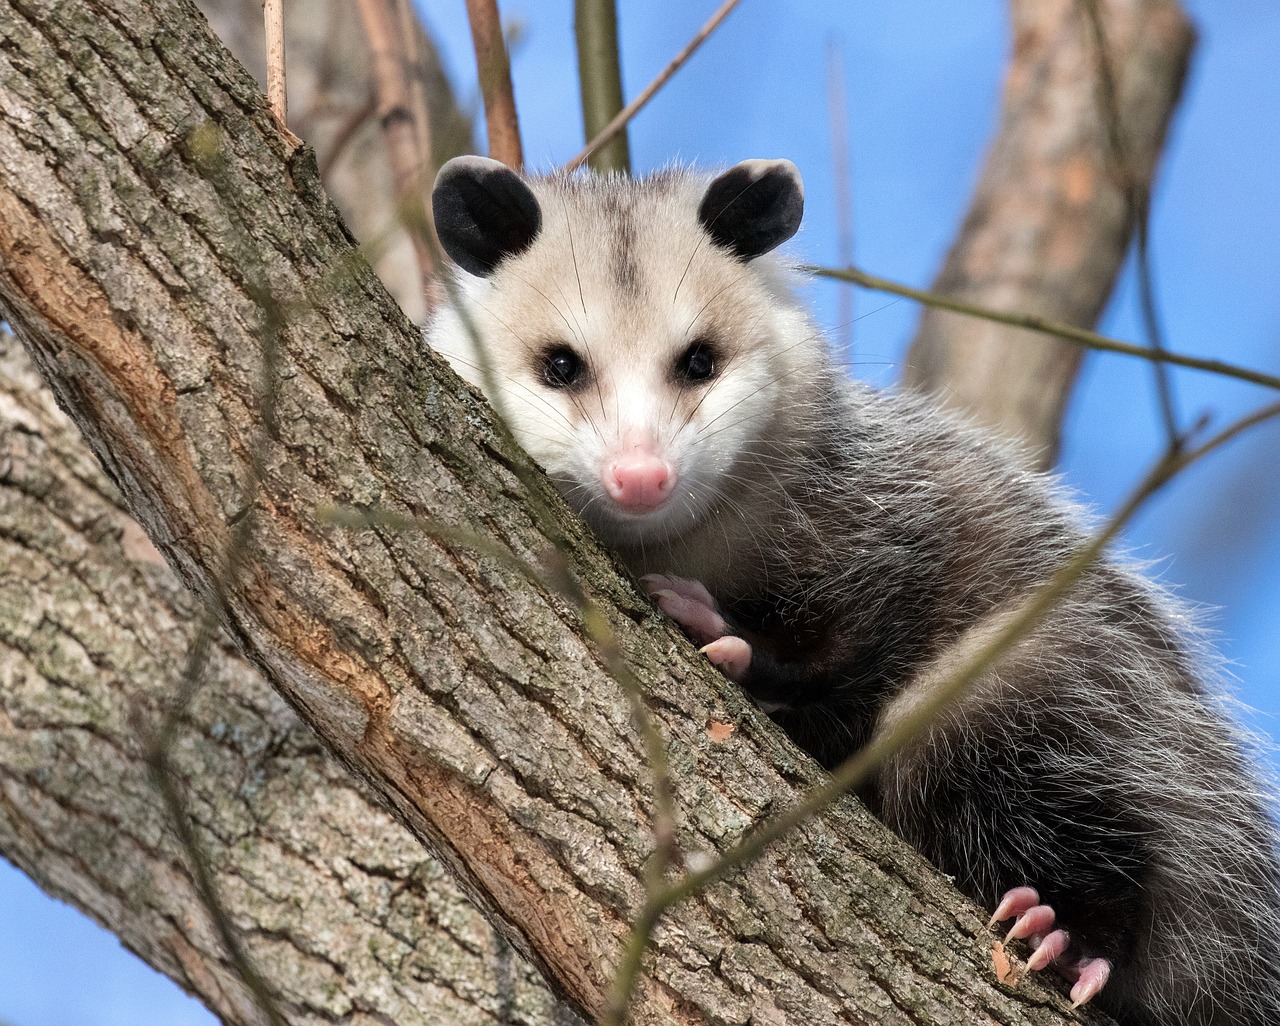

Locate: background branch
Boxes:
[902,0,1194,467]
[574,0,630,173]
[466,0,525,169]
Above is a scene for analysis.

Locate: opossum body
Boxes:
[426,155,1280,1025]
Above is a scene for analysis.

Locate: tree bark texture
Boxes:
[0,333,577,1026]
[903,0,1193,467]
[195,0,473,323]
[0,2,1111,1024]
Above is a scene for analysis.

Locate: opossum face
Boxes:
[429,157,813,548]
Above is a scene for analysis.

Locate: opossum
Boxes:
[425,154,1280,1025]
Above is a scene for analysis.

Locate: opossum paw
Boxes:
[1069,957,1112,1008]
[642,574,728,645]
[641,574,753,681]
[700,636,752,682]
[990,887,1112,1006]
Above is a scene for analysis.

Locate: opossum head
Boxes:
[427,156,824,549]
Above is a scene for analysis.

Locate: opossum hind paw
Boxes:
[990,886,1113,1006]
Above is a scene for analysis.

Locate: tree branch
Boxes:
[466,0,525,169]
[902,0,1194,467]
[573,0,630,173]
[0,333,575,1026]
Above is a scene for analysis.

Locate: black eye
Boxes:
[540,347,585,389]
[675,340,717,383]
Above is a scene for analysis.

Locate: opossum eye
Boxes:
[540,347,585,389]
[675,340,717,383]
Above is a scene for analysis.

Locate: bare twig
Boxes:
[600,397,1280,1019]
[316,91,378,183]
[814,264,1280,392]
[572,0,630,173]
[263,0,287,126]
[563,0,744,174]
[827,36,855,362]
[466,0,525,169]
[353,0,439,292]
[1079,0,1181,447]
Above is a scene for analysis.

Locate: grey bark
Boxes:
[0,333,575,1026]
[904,0,1193,467]
[2,5,563,1025]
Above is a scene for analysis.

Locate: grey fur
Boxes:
[426,160,1280,1026]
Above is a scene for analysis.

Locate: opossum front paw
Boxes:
[990,886,1112,1007]
[642,574,752,682]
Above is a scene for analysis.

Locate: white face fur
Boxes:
[427,158,824,551]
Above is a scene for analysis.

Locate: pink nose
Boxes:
[603,453,676,513]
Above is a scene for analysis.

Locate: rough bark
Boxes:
[0,2,1112,1025]
[1,5,564,1024]
[0,333,576,1026]
[903,0,1193,467]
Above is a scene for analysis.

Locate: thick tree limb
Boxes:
[0,1,1109,1023]
[0,334,575,1026]
[903,0,1193,467]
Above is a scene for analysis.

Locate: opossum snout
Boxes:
[602,449,676,514]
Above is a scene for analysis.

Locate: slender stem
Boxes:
[466,0,525,169]
[263,0,287,126]
[826,36,855,362]
[813,264,1280,392]
[1078,0,1180,446]
[353,0,438,290]
[564,0,743,175]
[573,0,630,173]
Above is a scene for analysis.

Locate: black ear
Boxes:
[697,159,804,260]
[432,156,543,277]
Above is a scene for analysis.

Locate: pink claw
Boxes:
[648,589,728,645]
[1026,929,1071,972]
[990,887,1113,1006]
[642,574,754,680]
[1070,957,1112,1007]
[641,573,718,609]
[989,886,1041,928]
[1006,904,1056,943]
[701,636,752,682]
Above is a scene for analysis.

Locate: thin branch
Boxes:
[397,0,436,173]
[353,0,439,292]
[316,91,378,184]
[814,264,1280,392]
[563,0,744,175]
[600,397,1280,1017]
[826,36,855,362]
[263,0,287,126]
[573,0,630,173]
[466,0,525,169]
[1079,0,1181,447]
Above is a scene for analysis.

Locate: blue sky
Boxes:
[3,2,1278,1022]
